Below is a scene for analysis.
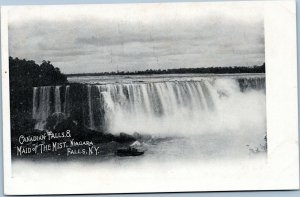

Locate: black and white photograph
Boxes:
[1,1,299,195]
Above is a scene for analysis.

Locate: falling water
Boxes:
[33,86,52,130]
[32,87,38,119]
[32,85,71,130]
[87,85,95,130]
[32,76,265,136]
[63,85,70,116]
[96,78,265,136]
[54,86,61,113]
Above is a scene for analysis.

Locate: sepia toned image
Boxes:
[1,1,298,195]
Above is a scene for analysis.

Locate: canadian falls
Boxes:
[32,75,266,143]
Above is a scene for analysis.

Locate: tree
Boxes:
[9,56,68,136]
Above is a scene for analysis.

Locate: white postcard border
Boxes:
[1,1,299,195]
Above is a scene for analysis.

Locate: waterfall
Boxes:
[54,86,61,113]
[237,77,265,92]
[98,81,215,118]
[32,76,265,134]
[97,80,219,135]
[32,86,52,130]
[87,85,95,130]
[32,85,70,130]
[32,87,38,119]
[63,85,70,116]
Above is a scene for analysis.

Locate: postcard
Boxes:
[1,1,299,195]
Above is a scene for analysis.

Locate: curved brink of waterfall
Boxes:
[31,76,266,137]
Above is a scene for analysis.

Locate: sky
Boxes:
[7,2,265,74]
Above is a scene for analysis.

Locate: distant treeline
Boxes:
[67,63,265,77]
